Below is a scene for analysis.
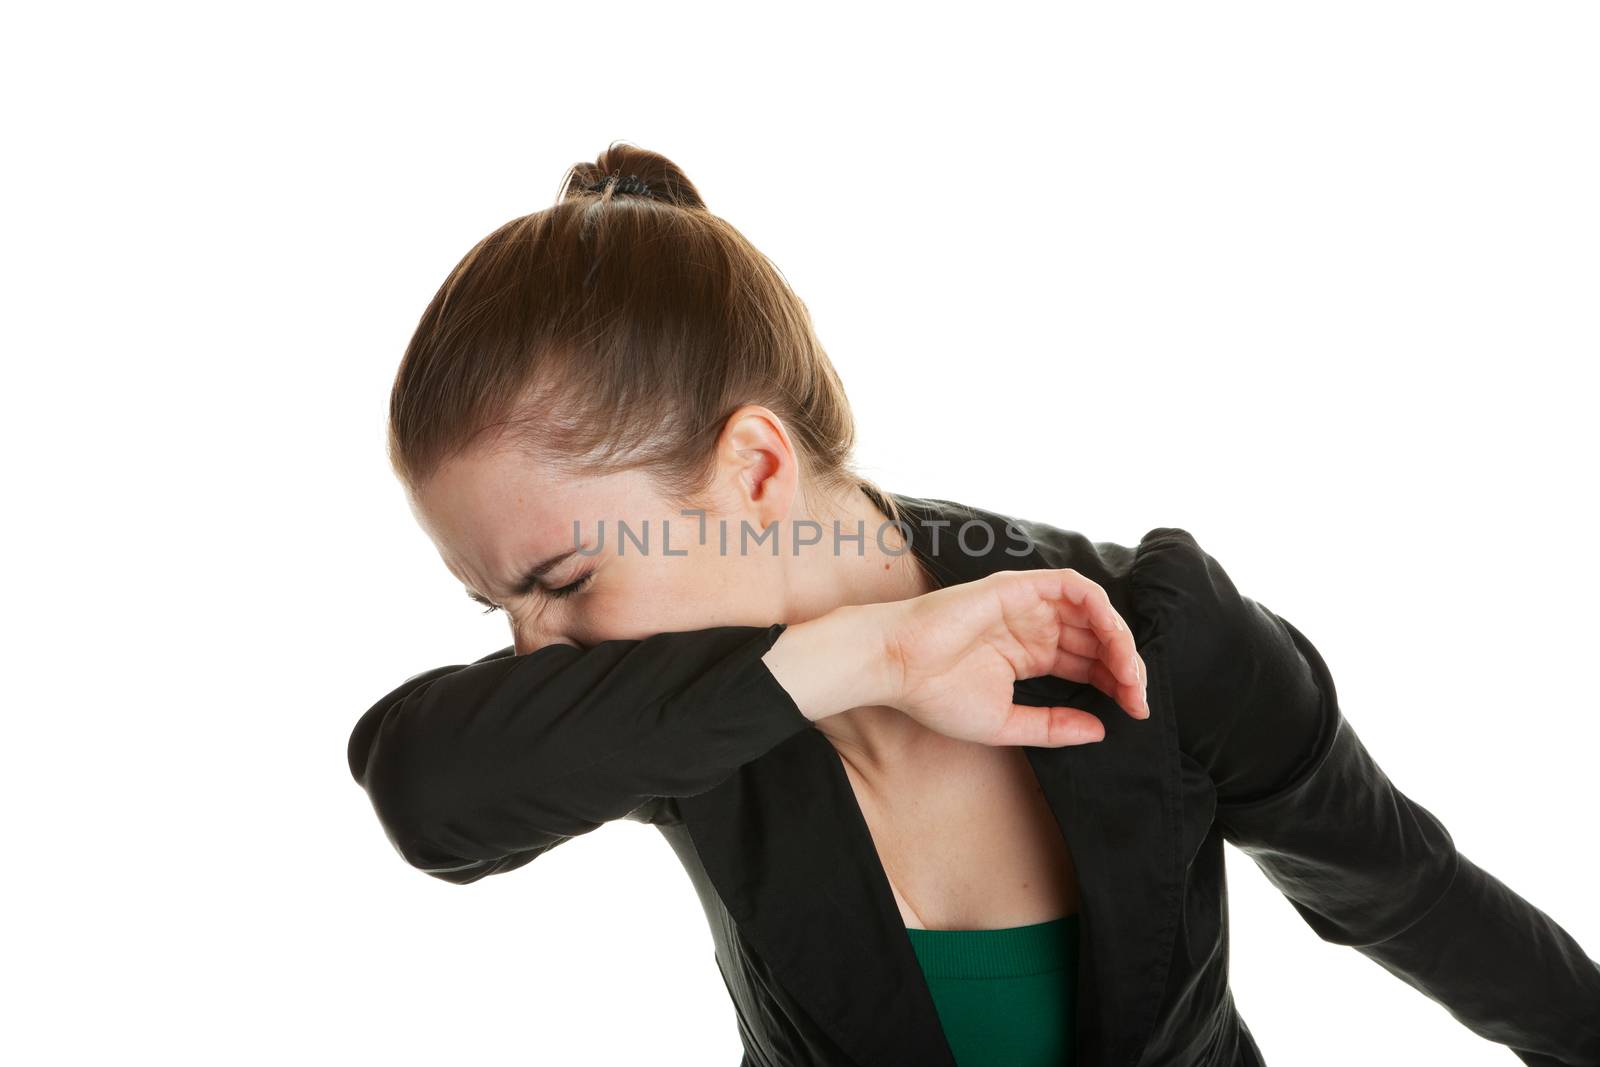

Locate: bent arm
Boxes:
[1136,528,1600,1065]
[347,610,890,886]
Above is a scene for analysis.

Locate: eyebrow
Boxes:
[465,548,581,606]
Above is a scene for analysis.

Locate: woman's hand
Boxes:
[879,569,1148,746]
[764,568,1148,746]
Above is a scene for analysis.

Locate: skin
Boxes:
[409,403,1149,929]
[410,405,929,660]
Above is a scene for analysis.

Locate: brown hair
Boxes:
[387,141,876,516]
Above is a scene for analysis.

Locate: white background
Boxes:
[5,2,1596,1064]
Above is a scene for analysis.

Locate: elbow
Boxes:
[368,777,508,886]
[383,816,550,885]
[349,673,519,885]
[349,686,567,884]
[372,794,550,885]
[375,805,492,885]
[358,738,554,885]
[352,719,491,884]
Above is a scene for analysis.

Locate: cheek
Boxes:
[576,550,783,640]
[562,555,696,643]
[572,583,677,643]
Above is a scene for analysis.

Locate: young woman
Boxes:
[347,145,1600,1066]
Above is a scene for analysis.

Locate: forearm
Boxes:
[350,623,814,883]
[1222,713,1600,1061]
[1358,852,1600,1066]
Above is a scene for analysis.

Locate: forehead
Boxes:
[408,448,646,579]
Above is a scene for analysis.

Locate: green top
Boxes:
[905,913,1080,1067]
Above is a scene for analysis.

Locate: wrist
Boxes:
[762,602,897,722]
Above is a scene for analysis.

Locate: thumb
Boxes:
[991,704,1107,748]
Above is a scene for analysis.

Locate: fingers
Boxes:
[1048,644,1148,721]
[994,703,1107,747]
[1023,569,1149,719]
[1057,625,1145,691]
[1087,655,1148,720]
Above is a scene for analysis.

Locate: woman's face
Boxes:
[409,432,799,655]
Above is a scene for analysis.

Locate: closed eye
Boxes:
[465,571,593,612]
[545,572,594,599]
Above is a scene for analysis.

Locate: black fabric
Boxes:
[346,622,812,883]
[347,489,1600,1065]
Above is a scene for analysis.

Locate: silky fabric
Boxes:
[348,486,1600,1065]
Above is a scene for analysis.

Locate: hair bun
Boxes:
[560,142,707,211]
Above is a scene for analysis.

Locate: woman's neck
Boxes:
[783,483,932,615]
[788,483,949,771]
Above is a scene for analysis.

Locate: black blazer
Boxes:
[347,487,1600,1066]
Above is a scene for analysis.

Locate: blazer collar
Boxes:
[678,487,1211,1067]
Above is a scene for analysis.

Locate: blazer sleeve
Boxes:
[346,623,815,886]
[1133,527,1600,1066]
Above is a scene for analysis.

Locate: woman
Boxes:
[347,144,1600,1066]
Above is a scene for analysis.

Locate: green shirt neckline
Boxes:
[905,913,1080,977]
[904,913,1080,1066]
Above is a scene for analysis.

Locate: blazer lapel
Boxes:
[680,727,958,1066]
[1016,672,1186,1067]
[678,489,1196,1067]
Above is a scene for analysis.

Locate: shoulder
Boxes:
[1128,526,1250,650]
[883,489,1142,593]
[1127,526,1321,693]
[1129,526,1340,801]
[881,490,1328,721]
[970,512,1270,660]
[1014,519,1290,704]
[901,500,1274,701]
[893,494,1262,650]
[884,488,1341,800]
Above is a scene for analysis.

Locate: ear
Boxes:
[710,404,799,528]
